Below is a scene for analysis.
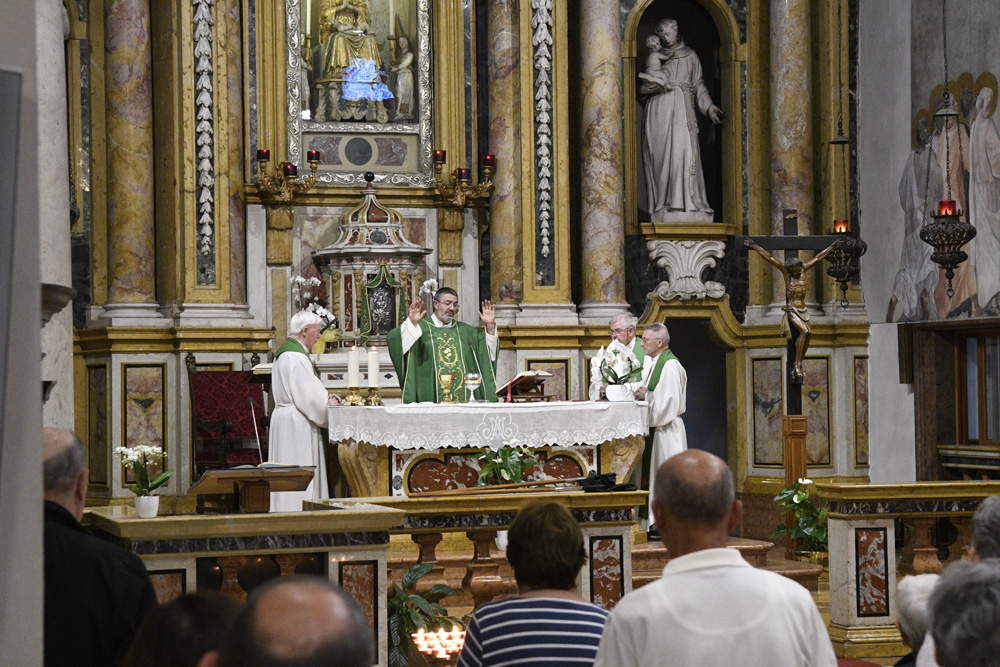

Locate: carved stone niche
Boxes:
[311,175,430,347]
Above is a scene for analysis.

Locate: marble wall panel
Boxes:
[752,357,783,466]
[340,561,378,658]
[854,355,870,465]
[88,364,109,486]
[149,569,186,604]
[525,357,569,401]
[855,527,889,617]
[589,536,624,610]
[122,364,166,486]
[802,357,831,466]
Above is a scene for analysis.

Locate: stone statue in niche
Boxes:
[639,18,723,222]
[368,285,396,335]
[315,0,391,123]
[391,34,414,121]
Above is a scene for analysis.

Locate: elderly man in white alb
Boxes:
[589,313,644,400]
[269,310,340,512]
[633,322,686,536]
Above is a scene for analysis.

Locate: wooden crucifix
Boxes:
[740,210,843,487]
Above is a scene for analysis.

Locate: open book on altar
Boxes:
[496,370,553,401]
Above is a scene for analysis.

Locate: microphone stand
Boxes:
[247,396,265,466]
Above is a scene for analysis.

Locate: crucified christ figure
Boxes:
[744,238,841,381]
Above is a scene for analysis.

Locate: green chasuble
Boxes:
[387,319,499,403]
[631,338,645,366]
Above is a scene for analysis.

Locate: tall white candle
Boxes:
[348,345,360,387]
[368,346,379,388]
[389,0,394,35]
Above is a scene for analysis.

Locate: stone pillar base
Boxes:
[161,302,253,326]
[92,303,171,328]
[577,302,630,325]
[514,303,578,325]
[821,300,869,321]
[493,303,520,326]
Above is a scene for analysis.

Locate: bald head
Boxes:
[651,450,739,556]
[43,427,88,519]
[218,576,373,667]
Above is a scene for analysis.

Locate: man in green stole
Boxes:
[633,322,688,537]
[589,313,644,400]
[387,287,500,403]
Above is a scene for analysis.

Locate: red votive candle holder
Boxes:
[306,150,320,162]
[256,149,270,162]
[482,153,496,168]
[432,149,447,164]
[456,168,471,181]
[939,199,957,215]
[282,163,298,177]
[833,219,849,234]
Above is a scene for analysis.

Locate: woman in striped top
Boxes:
[457,501,609,667]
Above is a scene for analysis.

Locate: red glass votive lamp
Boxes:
[256,148,270,162]
[456,168,471,181]
[482,153,496,168]
[432,149,447,164]
[306,150,320,163]
[833,219,849,234]
[939,199,957,216]
[282,163,298,177]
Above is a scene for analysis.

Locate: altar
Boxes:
[329,401,649,497]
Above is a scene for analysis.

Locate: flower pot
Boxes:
[494,529,508,552]
[134,495,160,519]
[604,384,636,402]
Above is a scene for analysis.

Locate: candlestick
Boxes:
[939,199,957,216]
[344,387,364,406]
[348,345,360,387]
[833,219,849,234]
[482,154,496,168]
[432,149,446,164]
[256,149,270,162]
[456,168,471,181]
[282,163,298,177]
[368,346,379,388]
[307,150,320,163]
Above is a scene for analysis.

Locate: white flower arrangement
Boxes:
[420,278,439,295]
[292,275,337,332]
[591,339,643,386]
[114,444,173,497]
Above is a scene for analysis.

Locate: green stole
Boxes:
[631,338,645,366]
[387,319,499,403]
[638,348,679,518]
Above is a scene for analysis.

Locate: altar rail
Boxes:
[813,481,1000,659]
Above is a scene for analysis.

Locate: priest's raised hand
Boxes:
[479,300,497,334]
[407,298,427,324]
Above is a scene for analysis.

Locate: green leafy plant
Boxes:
[113,444,173,496]
[387,562,464,667]
[477,443,539,486]
[772,478,828,552]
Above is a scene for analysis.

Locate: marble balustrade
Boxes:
[814,481,1000,659]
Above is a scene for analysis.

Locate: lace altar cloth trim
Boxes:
[327,401,648,450]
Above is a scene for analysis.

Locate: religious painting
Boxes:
[855,527,889,617]
[801,357,831,467]
[854,355,870,466]
[121,364,167,487]
[525,358,570,401]
[87,364,109,486]
[289,0,433,185]
[589,536,624,611]
[751,357,783,467]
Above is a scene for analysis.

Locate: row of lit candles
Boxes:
[411,627,466,659]
[255,148,321,177]
[432,149,496,181]
[345,345,381,388]
[830,199,957,236]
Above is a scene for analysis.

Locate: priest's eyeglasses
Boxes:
[610,327,631,336]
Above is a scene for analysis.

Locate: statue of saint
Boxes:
[744,238,841,381]
[315,0,389,123]
[640,19,723,222]
[391,34,415,121]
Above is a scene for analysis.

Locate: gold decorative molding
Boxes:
[827,624,907,659]
[639,221,741,240]
[74,327,274,355]
[815,480,1000,505]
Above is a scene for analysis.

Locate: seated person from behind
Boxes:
[892,574,939,667]
[457,501,609,667]
[122,591,239,667]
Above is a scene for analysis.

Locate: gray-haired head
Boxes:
[896,574,939,651]
[43,427,86,496]
[611,313,638,330]
[643,321,670,346]
[288,309,323,336]
[929,559,1000,667]
[972,495,1000,559]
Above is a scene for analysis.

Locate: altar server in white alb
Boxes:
[269,310,341,512]
[633,322,687,530]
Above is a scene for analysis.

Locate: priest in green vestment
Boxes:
[387,287,500,403]
[589,313,645,400]
[633,322,687,536]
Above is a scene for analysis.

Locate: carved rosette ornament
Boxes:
[647,239,726,301]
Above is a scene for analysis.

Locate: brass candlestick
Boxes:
[256,151,320,203]
[344,387,364,406]
[365,388,383,406]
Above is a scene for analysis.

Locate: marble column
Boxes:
[488,0,522,324]
[102,0,160,321]
[769,0,816,307]
[224,0,247,305]
[37,0,75,427]
[577,0,629,324]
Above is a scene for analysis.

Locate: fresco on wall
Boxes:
[888,71,1000,321]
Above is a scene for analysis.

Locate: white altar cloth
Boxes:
[327,401,649,450]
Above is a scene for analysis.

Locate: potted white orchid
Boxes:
[114,444,173,518]
[591,339,643,401]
